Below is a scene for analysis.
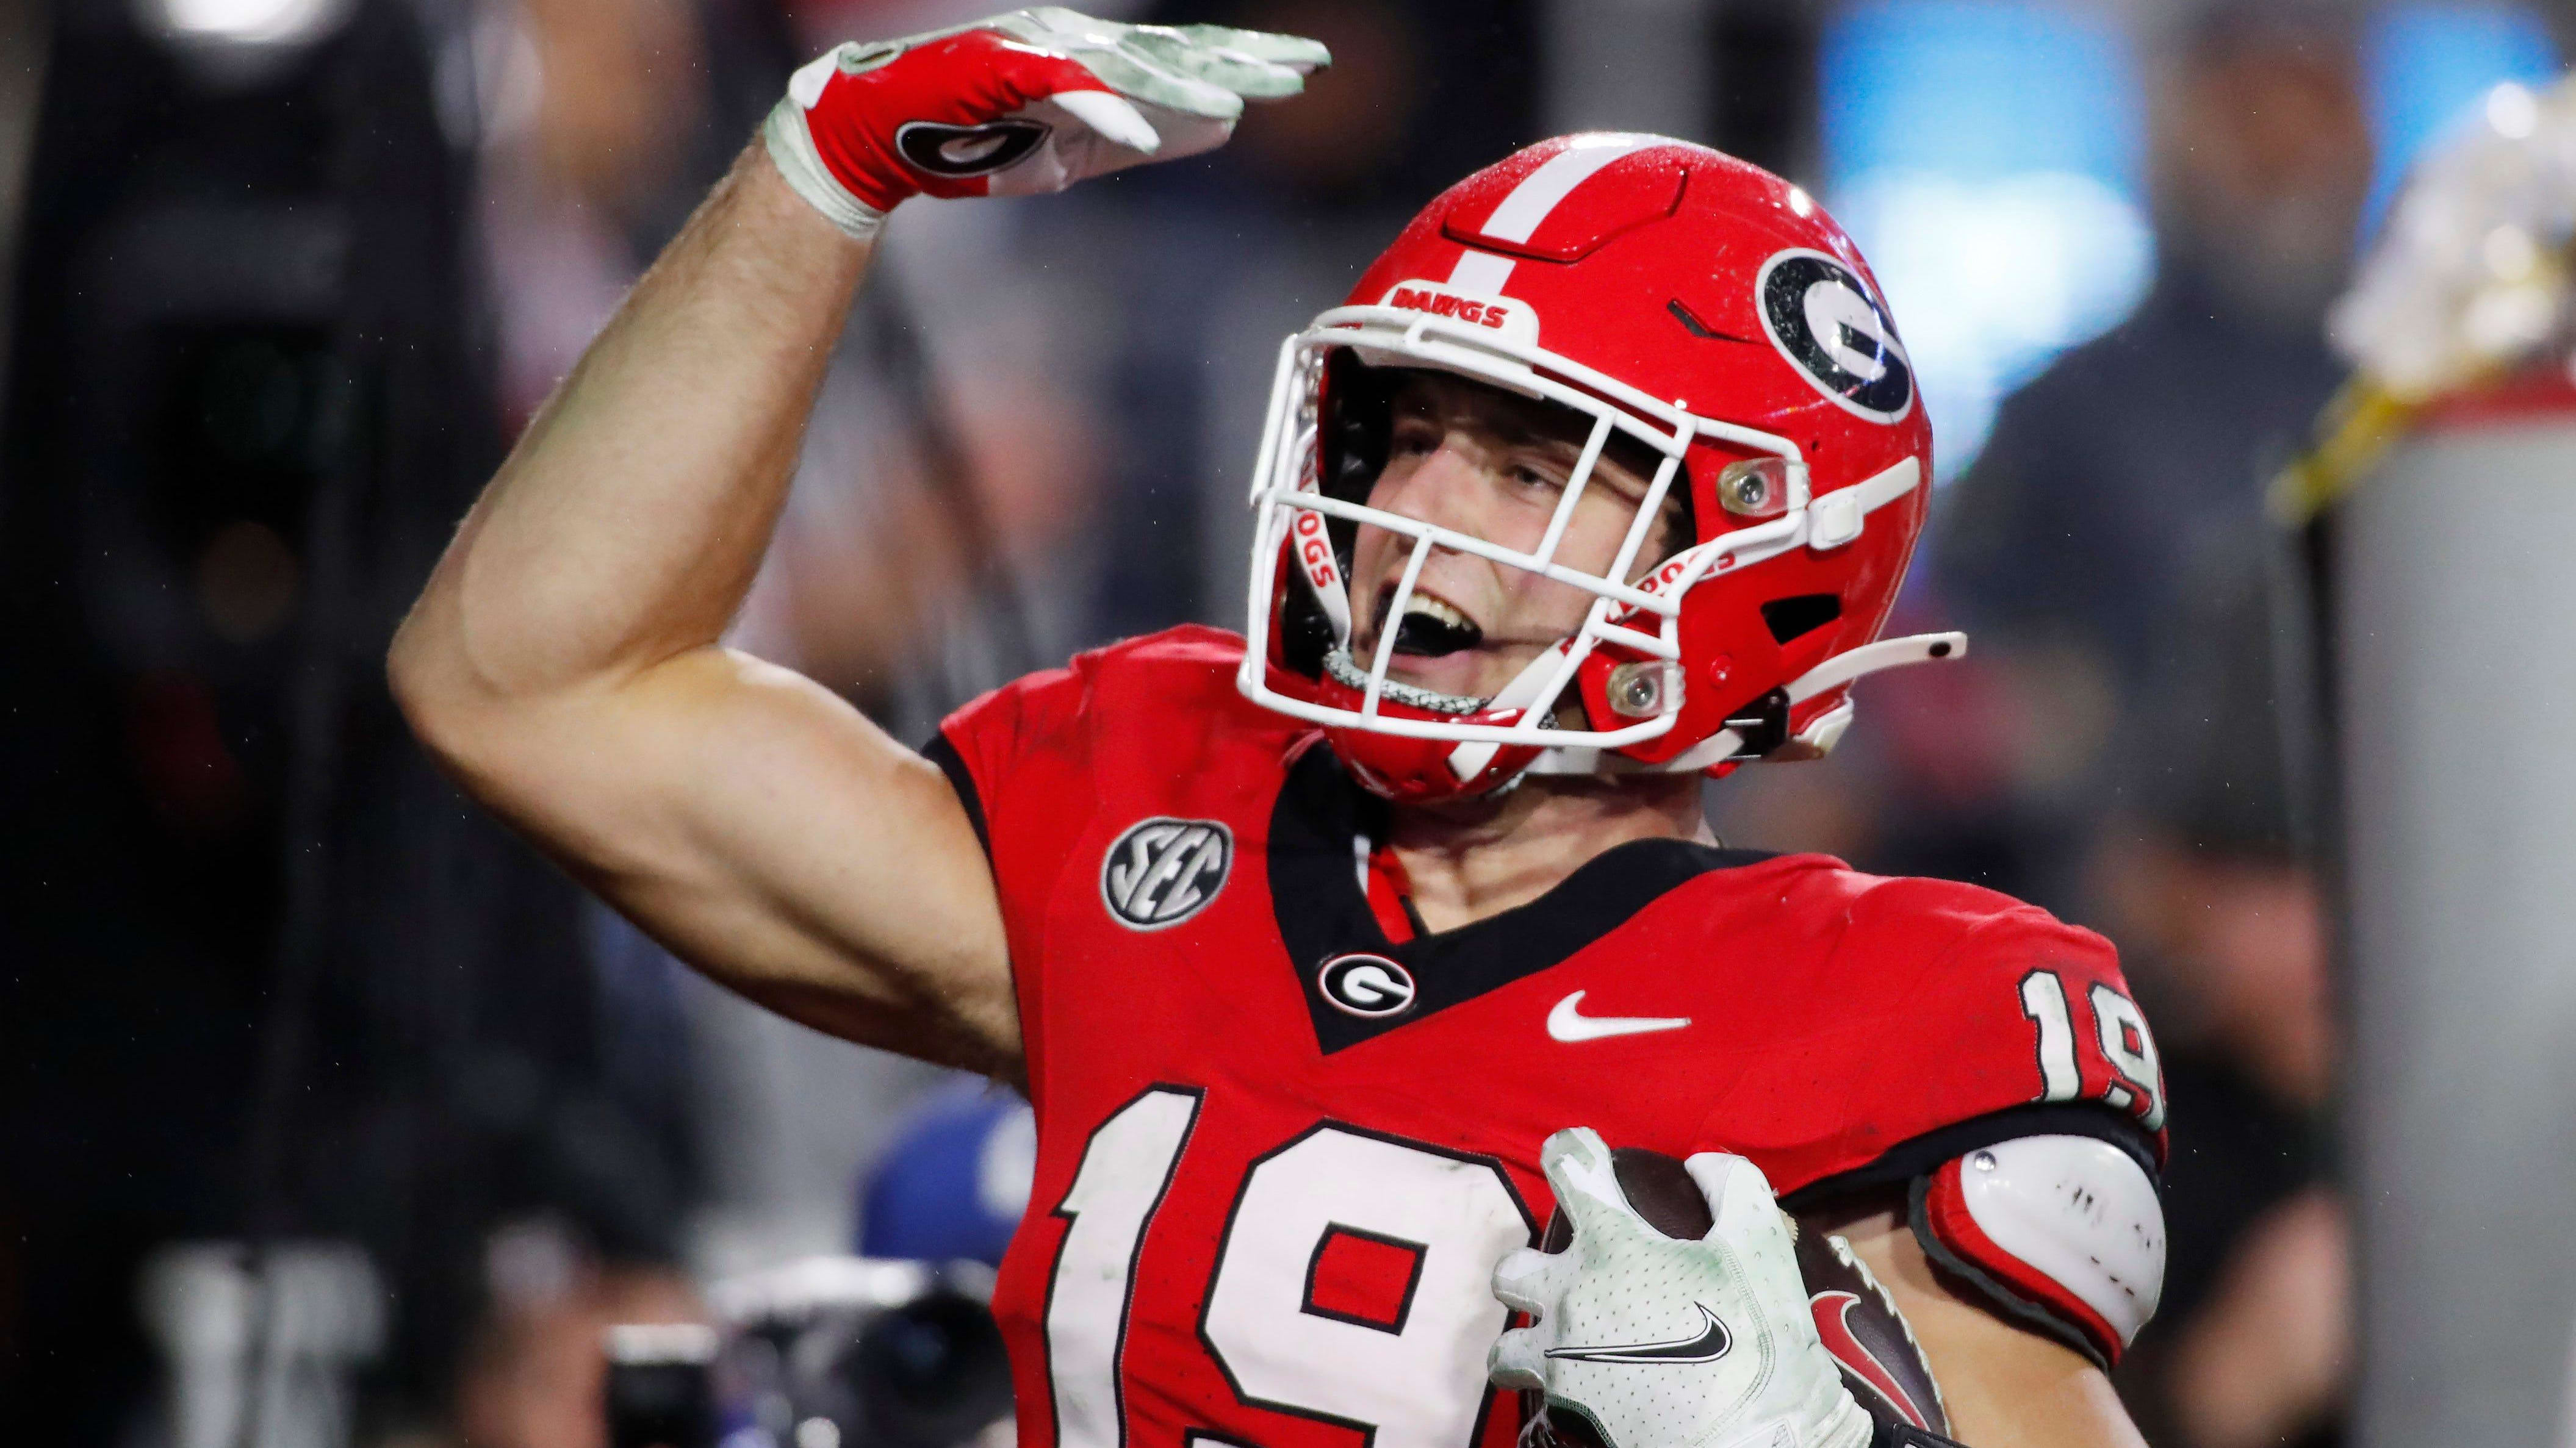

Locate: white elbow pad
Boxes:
[1911,1133,2164,1367]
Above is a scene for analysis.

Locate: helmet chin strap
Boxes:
[1784,630,1966,706]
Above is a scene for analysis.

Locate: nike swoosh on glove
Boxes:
[765,5,1329,240]
[1491,1128,1876,1448]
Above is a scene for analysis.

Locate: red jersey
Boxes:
[926,626,2163,1448]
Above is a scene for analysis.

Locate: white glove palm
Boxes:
[1490,1129,1873,1448]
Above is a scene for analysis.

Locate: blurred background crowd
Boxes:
[1,0,2564,1444]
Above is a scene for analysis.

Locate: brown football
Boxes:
[1542,1146,1713,1249]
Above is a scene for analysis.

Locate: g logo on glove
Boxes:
[893,120,1053,178]
[764,7,1329,240]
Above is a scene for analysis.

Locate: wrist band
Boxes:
[761,98,888,242]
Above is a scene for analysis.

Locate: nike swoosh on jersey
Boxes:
[1545,1302,1732,1364]
[1547,989,1692,1042]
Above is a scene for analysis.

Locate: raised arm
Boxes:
[390,147,1027,1070]
[389,11,1326,1080]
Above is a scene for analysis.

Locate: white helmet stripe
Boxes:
[1447,246,1516,296]
[1443,134,1666,296]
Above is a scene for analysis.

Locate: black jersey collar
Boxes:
[1268,747,1775,1053]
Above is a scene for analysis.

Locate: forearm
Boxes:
[392,148,867,722]
[1832,1208,2148,1448]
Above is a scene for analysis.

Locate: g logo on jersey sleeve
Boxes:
[1101,817,1234,930]
[1755,248,1913,423]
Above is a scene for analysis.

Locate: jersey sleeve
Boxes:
[918,625,1259,1102]
[1762,881,2166,1200]
[923,660,1087,865]
[1763,880,2169,1368]
[919,654,1098,1104]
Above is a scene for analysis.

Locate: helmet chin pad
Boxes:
[1309,650,1545,801]
[1325,723,1544,803]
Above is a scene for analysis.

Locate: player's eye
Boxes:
[1509,460,1565,493]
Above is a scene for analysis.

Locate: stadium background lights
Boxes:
[139,0,354,85]
[1821,0,2560,486]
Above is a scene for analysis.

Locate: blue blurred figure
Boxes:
[857,1082,1035,1267]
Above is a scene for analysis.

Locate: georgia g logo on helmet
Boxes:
[1755,248,1915,425]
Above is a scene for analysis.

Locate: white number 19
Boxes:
[2018,969,2164,1130]
[1040,1092,1532,1448]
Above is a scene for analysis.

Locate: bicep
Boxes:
[463,645,1020,1077]
[1830,1209,2146,1448]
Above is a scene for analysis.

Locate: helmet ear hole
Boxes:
[1758,593,1841,644]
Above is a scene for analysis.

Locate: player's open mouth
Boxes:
[1373,586,1486,658]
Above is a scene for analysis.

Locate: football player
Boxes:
[389,12,2168,1448]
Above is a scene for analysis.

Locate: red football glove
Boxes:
[765,7,1329,240]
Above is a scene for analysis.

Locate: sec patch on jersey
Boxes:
[1099,817,1232,929]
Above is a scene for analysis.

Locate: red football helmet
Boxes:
[1234,132,1964,802]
